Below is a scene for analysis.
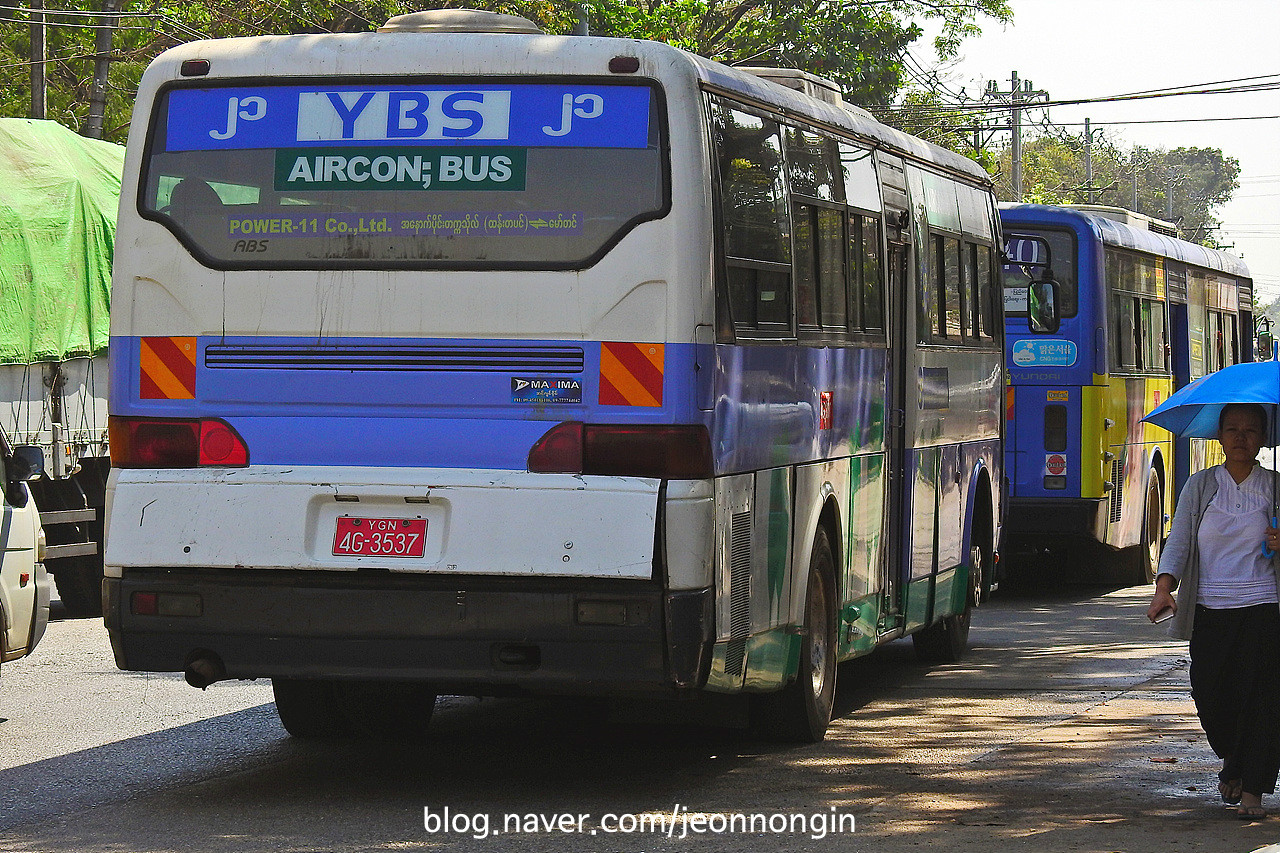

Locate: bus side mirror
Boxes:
[1028,280,1061,335]
[10,445,45,482]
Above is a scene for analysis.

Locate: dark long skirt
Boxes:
[1190,603,1280,796]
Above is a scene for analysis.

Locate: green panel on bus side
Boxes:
[852,397,886,455]
[932,565,967,620]
[904,446,940,633]
[845,454,885,599]
[904,575,933,633]
[841,454,886,658]
[743,627,801,691]
[763,466,792,628]
[840,592,881,658]
[702,630,800,693]
[703,641,739,693]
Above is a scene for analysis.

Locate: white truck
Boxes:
[0,434,48,673]
[0,118,122,616]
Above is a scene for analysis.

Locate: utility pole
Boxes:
[85,0,119,139]
[1084,117,1093,204]
[983,71,1048,201]
[29,0,46,120]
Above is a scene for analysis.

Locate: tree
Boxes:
[1,0,1009,142]
[989,130,1240,247]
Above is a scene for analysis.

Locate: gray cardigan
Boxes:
[1160,465,1280,640]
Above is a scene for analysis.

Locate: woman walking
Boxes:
[1148,402,1280,819]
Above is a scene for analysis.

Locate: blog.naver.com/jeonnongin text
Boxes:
[423,804,856,841]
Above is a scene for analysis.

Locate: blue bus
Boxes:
[104,9,1005,742]
[1002,204,1253,583]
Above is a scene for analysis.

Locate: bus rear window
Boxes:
[1003,228,1077,318]
[141,82,667,269]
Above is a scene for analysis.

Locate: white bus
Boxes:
[105,9,1005,742]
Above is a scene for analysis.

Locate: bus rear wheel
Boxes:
[1128,474,1162,586]
[750,529,837,743]
[913,545,979,663]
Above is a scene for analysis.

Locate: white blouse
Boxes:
[1196,465,1279,608]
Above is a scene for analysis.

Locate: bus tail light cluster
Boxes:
[109,416,249,468]
[528,422,712,479]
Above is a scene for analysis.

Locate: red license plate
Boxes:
[333,517,427,557]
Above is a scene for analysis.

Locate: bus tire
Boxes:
[913,545,978,663]
[750,529,837,743]
[1131,474,1162,585]
[272,679,351,739]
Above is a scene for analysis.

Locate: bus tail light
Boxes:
[109,416,249,468]
[529,422,713,479]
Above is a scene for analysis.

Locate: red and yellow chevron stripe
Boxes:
[140,337,197,400]
[599,342,664,407]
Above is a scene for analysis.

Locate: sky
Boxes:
[920,0,1280,304]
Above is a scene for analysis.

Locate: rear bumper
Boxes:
[105,569,714,695]
[1005,497,1108,546]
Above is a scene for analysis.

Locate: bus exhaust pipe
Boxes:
[184,652,226,689]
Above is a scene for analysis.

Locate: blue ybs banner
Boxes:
[164,85,651,151]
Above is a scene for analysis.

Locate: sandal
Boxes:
[1220,778,1243,805]
[1237,805,1266,820]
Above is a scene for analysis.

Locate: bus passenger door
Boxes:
[881,235,911,630]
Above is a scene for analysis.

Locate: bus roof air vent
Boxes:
[377,9,544,34]
[1068,204,1180,238]
[740,67,845,107]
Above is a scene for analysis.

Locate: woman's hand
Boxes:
[1267,523,1280,554]
[1147,573,1177,623]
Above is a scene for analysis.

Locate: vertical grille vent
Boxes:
[1109,460,1124,524]
[725,510,753,677]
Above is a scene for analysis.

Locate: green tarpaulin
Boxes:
[0,118,123,365]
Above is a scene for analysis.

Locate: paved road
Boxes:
[1,583,1277,852]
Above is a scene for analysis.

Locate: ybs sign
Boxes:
[163,84,651,152]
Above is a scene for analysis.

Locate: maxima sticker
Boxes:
[512,378,582,404]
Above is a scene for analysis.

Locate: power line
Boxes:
[876,76,1280,117]
[1049,115,1280,127]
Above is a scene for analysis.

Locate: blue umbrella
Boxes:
[1142,361,1280,440]
[1142,360,1280,556]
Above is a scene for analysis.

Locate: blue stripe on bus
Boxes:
[111,335,899,472]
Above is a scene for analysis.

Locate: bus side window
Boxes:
[978,245,996,341]
[938,235,963,339]
[847,214,864,331]
[962,241,979,341]
[710,99,793,336]
[862,216,884,332]
[816,207,847,332]
[794,203,819,328]
[1142,298,1167,374]
[1112,293,1138,371]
